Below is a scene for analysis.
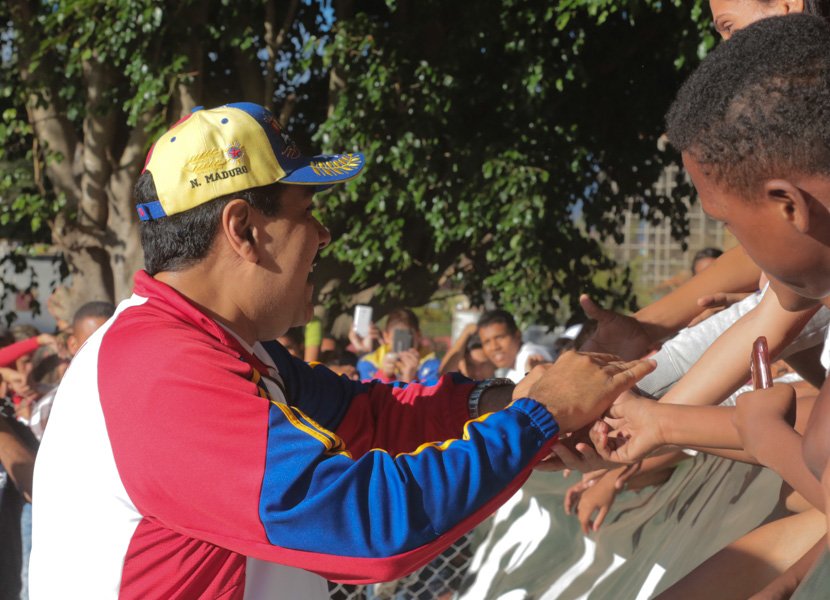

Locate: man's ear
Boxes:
[764,179,811,234]
[221,199,259,264]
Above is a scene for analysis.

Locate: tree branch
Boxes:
[79,57,118,230]
[10,0,81,203]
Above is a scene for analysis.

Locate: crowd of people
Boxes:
[2,2,830,599]
[0,300,114,599]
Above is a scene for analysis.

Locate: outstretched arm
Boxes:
[439,323,478,375]
[803,381,830,480]
[733,385,824,510]
[581,245,761,360]
[656,287,819,407]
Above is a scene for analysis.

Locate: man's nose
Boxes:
[317,221,332,249]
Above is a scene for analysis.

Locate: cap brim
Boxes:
[280,153,366,186]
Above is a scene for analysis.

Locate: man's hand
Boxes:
[732,383,797,465]
[578,295,654,360]
[590,391,667,464]
[515,351,656,433]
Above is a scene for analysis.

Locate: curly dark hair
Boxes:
[666,14,830,197]
[805,0,830,20]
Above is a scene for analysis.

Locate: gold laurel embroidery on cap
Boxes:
[310,154,361,177]
[185,148,229,174]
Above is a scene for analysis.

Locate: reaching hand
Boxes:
[348,323,381,355]
[515,351,656,433]
[578,295,654,360]
[732,383,797,465]
[37,333,58,350]
[535,423,618,473]
[590,390,667,464]
[613,461,643,491]
[565,471,619,533]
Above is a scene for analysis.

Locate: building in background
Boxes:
[607,165,735,304]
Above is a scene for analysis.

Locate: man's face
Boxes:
[478,322,522,369]
[683,152,830,306]
[253,186,331,339]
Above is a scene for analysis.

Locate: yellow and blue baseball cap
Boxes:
[137,102,365,221]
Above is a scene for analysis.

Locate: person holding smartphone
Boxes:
[355,308,442,384]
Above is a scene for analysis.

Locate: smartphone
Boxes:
[353,305,372,338]
[750,335,772,390]
[392,329,413,353]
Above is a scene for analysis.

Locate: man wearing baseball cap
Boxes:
[29,102,654,599]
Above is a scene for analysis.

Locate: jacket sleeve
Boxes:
[101,328,559,585]
[264,340,477,455]
[0,336,39,368]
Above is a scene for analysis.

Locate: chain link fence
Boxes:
[328,534,473,600]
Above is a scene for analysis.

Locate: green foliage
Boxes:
[316,0,713,325]
[0,0,717,328]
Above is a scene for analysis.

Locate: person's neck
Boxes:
[155,262,258,346]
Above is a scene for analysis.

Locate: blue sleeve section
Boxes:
[356,358,377,381]
[262,340,368,431]
[416,357,441,385]
[258,396,558,559]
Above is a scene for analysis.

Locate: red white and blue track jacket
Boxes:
[30,271,559,599]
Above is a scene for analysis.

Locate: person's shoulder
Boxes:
[100,298,236,370]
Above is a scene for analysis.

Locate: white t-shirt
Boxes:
[505,342,554,383]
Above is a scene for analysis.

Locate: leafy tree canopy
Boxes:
[0,0,714,327]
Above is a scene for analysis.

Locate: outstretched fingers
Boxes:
[579,294,614,323]
[607,358,657,391]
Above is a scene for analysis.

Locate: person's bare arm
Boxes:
[748,537,827,600]
[594,395,744,464]
[658,288,819,407]
[481,351,656,433]
[581,246,761,360]
[733,385,824,510]
[0,418,36,502]
[439,323,477,375]
[803,377,830,480]
[632,245,761,343]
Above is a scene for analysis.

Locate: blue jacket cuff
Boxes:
[509,397,560,440]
